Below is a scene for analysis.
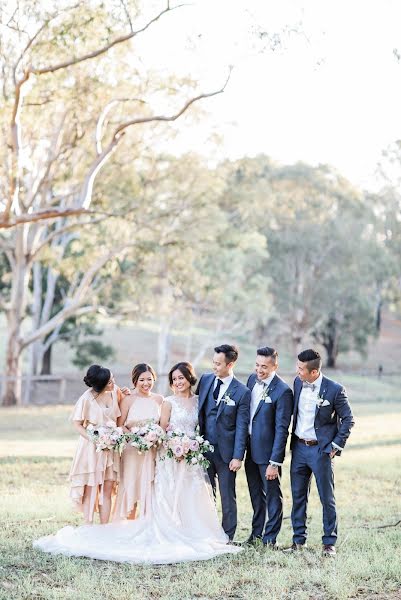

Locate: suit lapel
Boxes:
[198,374,215,413]
[318,376,328,398]
[293,377,302,422]
[253,374,279,420]
[315,376,328,419]
[248,373,257,391]
[216,377,238,420]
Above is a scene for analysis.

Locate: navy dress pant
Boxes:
[290,440,337,546]
[245,443,283,543]
[206,444,237,541]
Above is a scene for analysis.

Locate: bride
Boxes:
[34,362,241,564]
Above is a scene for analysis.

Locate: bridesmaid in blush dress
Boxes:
[113,363,171,521]
[69,364,129,524]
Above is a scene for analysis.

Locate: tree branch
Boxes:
[29,216,110,261]
[113,69,232,138]
[20,243,134,348]
[96,98,146,154]
[78,70,231,210]
[0,208,116,229]
[29,4,184,76]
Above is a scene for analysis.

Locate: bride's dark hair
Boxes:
[168,362,197,388]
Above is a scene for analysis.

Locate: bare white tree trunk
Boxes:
[3,227,29,405]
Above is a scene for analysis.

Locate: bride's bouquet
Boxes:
[86,422,124,453]
[162,426,213,468]
[126,421,165,454]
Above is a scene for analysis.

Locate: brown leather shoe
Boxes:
[322,544,336,557]
[282,543,306,553]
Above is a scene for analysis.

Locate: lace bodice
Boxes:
[165,395,198,435]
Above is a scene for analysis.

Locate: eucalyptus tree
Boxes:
[0,0,229,404]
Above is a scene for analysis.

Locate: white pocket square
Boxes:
[320,399,330,407]
[264,396,273,404]
[225,399,235,406]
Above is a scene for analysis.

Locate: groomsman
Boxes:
[197,344,251,541]
[287,349,355,556]
[245,347,293,547]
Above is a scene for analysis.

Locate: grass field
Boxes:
[0,379,400,600]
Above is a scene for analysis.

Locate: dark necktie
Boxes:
[303,381,316,392]
[213,378,223,401]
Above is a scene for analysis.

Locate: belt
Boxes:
[296,436,318,446]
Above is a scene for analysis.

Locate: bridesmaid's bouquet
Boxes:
[162,427,213,468]
[127,421,165,454]
[86,423,124,453]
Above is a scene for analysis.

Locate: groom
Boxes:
[197,344,251,541]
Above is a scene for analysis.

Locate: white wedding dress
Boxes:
[34,395,241,564]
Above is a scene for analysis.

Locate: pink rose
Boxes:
[190,440,199,452]
[174,446,184,457]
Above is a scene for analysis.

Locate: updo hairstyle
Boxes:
[83,364,111,393]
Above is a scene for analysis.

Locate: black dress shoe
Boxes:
[227,540,241,546]
[322,544,336,557]
[243,536,262,547]
[282,542,307,553]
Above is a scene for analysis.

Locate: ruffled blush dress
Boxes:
[69,386,120,522]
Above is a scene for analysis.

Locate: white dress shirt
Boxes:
[295,373,323,441]
[213,373,234,403]
[249,373,275,435]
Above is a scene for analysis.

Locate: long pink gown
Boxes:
[113,395,161,520]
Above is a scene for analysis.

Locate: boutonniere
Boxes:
[220,393,235,406]
[316,395,330,408]
[261,388,272,403]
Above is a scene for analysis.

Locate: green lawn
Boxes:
[0,388,400,600]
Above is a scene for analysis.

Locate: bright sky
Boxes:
[136,0,401,191]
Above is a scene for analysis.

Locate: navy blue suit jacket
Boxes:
[291,375,355,455]
[197,373,251,464]
[246,373,293,465]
